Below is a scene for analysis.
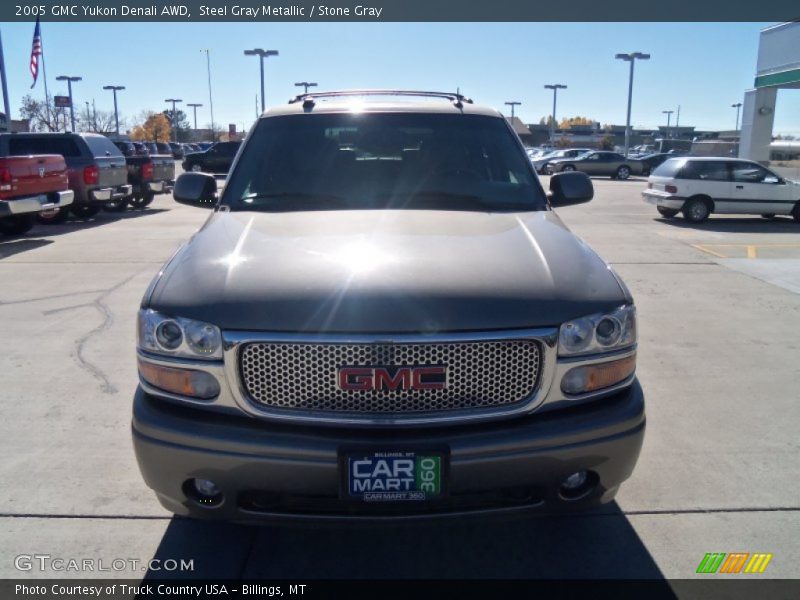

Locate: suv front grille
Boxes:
[238,340,541,416]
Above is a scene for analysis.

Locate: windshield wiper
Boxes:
[380,190,535,211]
[239,192,350,210]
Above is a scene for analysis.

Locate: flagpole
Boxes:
[39,21,52,130]
[0,29,11,132]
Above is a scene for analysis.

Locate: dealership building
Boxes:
[739,22,800,162]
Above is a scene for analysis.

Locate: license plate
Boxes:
[341,449,447,502]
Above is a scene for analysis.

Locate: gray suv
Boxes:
[133,91,644,520]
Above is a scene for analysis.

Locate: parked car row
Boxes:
[181,140,241,174]
[0,132,177,233]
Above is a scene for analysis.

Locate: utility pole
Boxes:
[0,30,11,132]
[662,110,674,138]
[186,103,202,134]
[731,102,743,131]
[202,49,216,141]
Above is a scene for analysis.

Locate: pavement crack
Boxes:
[73,270,145,395]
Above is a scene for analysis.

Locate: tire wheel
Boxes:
[70,204,100,219]
[657,207,679,218]
[0,215,35,236]
[792,203,800,223]
[191,164,203,172]
[36,206,69,225]
[561,164,575,172]
[103,197,129,212]
[760,213,776,219]
[129,192,155,209]
[616,165,631,180]
[683,198,710,223]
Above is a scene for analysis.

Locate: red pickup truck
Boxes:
[0,154,74,236]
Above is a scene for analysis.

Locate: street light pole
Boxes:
[504,101,521,119]
[186,103,202,133]
[244,48,279,113]
[615,52,650,156]
[731,102,743,131]
[56,75,82,132]
[103,85,124,137]
[544,84,567,143]
[164,98,183,142]
[662,110,674,139]
[294,81,318,95]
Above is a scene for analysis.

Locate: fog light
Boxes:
[560,355,636,395]
[562,471,587,491]
[138,359,220,399]
[559,470,597,501]
[184,478,224,507]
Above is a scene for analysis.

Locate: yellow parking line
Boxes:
[747,245,758,259]
[692,244,728,258]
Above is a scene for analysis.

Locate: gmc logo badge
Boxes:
[337,366,447,391]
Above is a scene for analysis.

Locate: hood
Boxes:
[146,210,627,333]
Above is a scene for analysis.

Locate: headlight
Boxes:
[138,309,223,360]
[558,305,636,356]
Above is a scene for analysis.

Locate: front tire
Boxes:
[191,164,203,172]
[683,198,710,223]
[792,203,800,223]
[616,165,631,180]
[657,207,679,218]
[104,197,129,212]
[561,164,575,172]
[0,215,35,236]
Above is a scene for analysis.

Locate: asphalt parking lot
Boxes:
[1,173,798,581]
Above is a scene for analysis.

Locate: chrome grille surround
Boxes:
[222,329,559,427]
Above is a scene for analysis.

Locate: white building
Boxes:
[739,22,800,163]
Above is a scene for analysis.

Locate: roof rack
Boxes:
[289,89,474,109]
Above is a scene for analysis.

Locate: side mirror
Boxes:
[173,172,217,208]
[549,171,593,207]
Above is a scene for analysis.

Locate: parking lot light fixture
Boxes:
[731,102,743,131]
[186,103,203,132]
[55,75,82,132]
[244,49,279,113]
[615,52,650,156]
[103,85,125,137]
[662,110,674,139]
[504,101,521,119]
[295,81,318,95]
[164,98,183,142]
[544,84,567,142]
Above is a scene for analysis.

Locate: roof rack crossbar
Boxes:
[289,89,473,107]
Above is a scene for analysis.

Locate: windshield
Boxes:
[222,113,547,212]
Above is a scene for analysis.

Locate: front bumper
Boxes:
[132,380,645,522]
[0,189,74,217]
[89,184,133,202]
[642,190,685,210]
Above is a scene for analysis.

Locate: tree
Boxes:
[599,135,615,150]
[538,115,555,126]
[162,109,191,142]
[130,112,171,142]
[79,104,120,134]
[19,94,71,132]
[559,116,596,129]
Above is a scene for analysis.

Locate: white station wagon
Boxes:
[642,157,800,223]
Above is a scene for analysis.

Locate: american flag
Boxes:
[30,17,42,89]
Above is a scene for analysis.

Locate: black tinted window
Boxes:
[83,135,124,158]
[652,158,685,178]
[156,143,172,154]
[218,142,239,156]
[223,113,545,212]
[679,161,730,181]
[8,136,81,157]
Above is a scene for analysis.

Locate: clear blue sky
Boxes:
[1,21,798,135]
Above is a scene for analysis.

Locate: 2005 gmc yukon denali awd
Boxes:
[133,90,644,521]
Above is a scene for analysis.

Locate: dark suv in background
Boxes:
[0,133,131,223]
[181,141,241,174]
